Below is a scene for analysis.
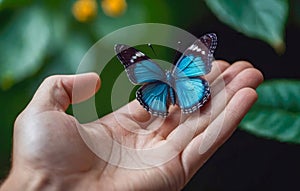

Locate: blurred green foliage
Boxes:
[0,0,300,181]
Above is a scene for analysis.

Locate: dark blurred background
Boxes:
[1,0,300,190]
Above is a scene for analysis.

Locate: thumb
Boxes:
[28,73,101,112]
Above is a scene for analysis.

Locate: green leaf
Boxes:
[205,0,288,52]
[240,80,300,144]
[0,5,51,89]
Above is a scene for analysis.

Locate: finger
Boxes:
[205,60,230,83]
[28,73,101,112]
[183,62,262,127]
[181,88,258,180]
[163,61,262,139]
[209,66,263,120]
[182,67,262,137]
[209,61,257,94]
[165,67,262,153]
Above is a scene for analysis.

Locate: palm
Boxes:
[11,61,263,191]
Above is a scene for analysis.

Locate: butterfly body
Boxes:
[115,33,217,117]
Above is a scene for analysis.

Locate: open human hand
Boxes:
[0,60,263,191]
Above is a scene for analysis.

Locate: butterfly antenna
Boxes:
[148,43,157,57]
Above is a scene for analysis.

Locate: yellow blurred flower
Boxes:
[72,0,98,22]
[101,0,127,17]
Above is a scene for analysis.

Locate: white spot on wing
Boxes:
[196,47,202,52]
[136,52,144,57]
[188,44,196,50]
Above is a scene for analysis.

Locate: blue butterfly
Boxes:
[114,33,217,117]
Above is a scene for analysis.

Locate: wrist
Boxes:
[0,167,53,191]
[0,166,95,191]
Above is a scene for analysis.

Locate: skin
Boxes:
[0,60,263,191]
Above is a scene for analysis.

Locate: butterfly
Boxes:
[114,33,217,117]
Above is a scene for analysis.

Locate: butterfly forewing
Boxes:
[172,33,217,78]
[200,33,217,66]
[114,44,165,85]
[200,33,217,55]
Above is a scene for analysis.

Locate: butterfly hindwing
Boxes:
[136,82,172,117]
[174,77,210,113]
[172,33,217,78]
[114,44,165,84]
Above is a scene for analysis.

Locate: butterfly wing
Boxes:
[172,33,217,78]
[172,33,216,112]
[114,44,165,84]
[136,82,172,117]
[174,77,210,113]
[115,44,171,116]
